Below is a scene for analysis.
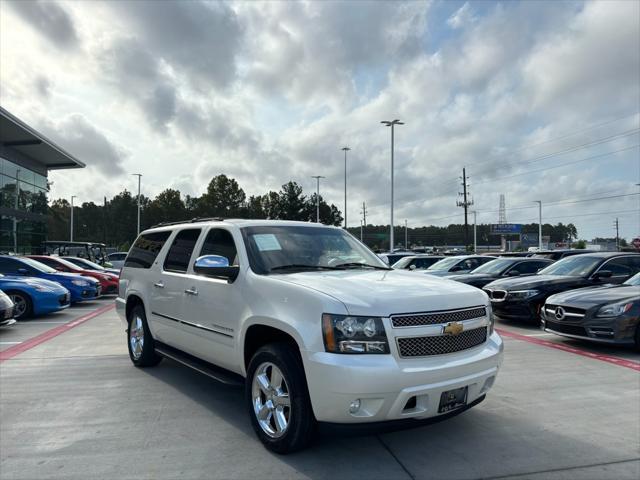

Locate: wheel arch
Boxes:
[242,320,304,377]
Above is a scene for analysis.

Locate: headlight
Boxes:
[72,279,89,286]
[322,314,389,354]
[596,301,634,317]
[508,289,539,300]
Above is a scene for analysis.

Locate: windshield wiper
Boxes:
[269,264,339,272]
[331,262,391,270]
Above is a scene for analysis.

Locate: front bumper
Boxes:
[490,298,541,322]
[32,291,71,316]
[302,332,503,423]
[541,309,638,346]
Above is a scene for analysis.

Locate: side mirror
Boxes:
[594,270,612,280]
[507,270,520,277]
[409,265,417,271]
[17,268,29,275]
[193,255,239,282]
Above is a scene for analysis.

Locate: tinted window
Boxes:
[0,257,24,274]
[623,256,640,274]
[199,229,238,266]
[110,253,126,261]
[415,258,442,269]
[125,231,172,269]
[510,261,547,275]
[600,258,633,277]
[163,229,201,273]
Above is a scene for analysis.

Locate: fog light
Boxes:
[349,399,361,414]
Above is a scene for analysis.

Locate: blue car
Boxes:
[0,273,71,320]
[0,256,100,303]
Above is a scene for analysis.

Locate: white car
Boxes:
[107,252,127,269]
[116,219,503,453]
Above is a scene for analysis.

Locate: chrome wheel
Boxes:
[9,294,27,318]
[252,362,291,438]
[129,315,144,360]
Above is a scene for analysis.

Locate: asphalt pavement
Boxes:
[0,299,638,480]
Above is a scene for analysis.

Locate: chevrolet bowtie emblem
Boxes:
[443,322,464,336]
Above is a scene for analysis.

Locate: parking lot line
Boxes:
[0,342,22,345]
[0,304,115,362]
[496,328,640,372]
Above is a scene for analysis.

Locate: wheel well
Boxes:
[126,295,144,319]
[4,289,31,302]
[244,325,300,371]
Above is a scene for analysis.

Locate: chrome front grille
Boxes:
[396,327,488,357]
[544,304,585,320]
[391,307,487,328]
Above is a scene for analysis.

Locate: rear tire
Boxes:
[246,343,316,454]
[127,304,162,367]
[6,291,32,320]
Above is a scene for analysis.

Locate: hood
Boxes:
[547,284,640,308]
[485,274,583,290]
[422,270,464,277]
[0,275,67,290]
[43,272,99,285]
[270,269,488,317]
[448,273,496,283]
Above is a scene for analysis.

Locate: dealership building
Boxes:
[0,107,85,253]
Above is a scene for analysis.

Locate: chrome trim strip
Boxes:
[152,311,234,338]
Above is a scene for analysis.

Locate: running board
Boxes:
[154,342,244,387]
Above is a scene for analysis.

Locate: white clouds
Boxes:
[0,0,638,240]
[7,0,79,49]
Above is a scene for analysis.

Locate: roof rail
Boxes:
[150,217,225,229]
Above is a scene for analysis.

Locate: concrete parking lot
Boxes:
[1,299,638,480]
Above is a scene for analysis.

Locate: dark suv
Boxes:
[448,257,553,289]
[484,253,640,323]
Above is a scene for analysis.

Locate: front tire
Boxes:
[246,343,316,454]
[7,291,32,320]
[127,304,162,367]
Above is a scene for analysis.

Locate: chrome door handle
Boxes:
[153,281,164,288]
[184,287,198,296]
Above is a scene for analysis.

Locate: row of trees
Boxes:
[47,175,343,250]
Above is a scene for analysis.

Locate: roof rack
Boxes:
[151,217,225,228]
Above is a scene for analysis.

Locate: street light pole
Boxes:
[381,119,404,251]
[70,195,77,242]
[341,147,350,229]
[534,201,542,250]
[404,219,408,250]
[472,210,477,253]
[132,174,142,235]
[310,176,325,223]
[13,169,20,252]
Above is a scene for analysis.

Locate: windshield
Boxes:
[69,257,104,270]
[624,273,640,286]
[242,225,389,274]
[537,255,601,277]
[19,257,57,274]
[426,256,461,271]
[470,258,515,275]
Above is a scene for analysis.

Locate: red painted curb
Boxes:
[496,328,640,372]
[0,303,116,362]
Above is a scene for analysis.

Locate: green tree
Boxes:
[198,174,246,217]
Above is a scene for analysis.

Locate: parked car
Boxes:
[484,253,640,323]
[64,256,121,276]
[391,255,445,270]
[0,290,16,326]
[531,250,594,261]
[423,255,496,277]
[448,258,554,289]
[42,240,109,265]
[0,255,100,303]
[116,219,503,453]
[0,273,70,320]
[28,255,119,295]
[377,251,414,266]
[107,252,128,269]
[541,272,640,349]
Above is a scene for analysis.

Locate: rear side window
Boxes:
[124,231,172,269]
[163,229,202,273]
[511,261,545,275]
[199,229,238,266]
[601,258,633,277]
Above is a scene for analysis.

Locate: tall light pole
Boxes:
[404,219,408,250]
[132,174,142,235]
[70,195,77,242]
[381,119,404,251]
[341,147,350,229]
[472,210,477,253]
[13,169,20,252]
[534,201,542,250]
[311,175,325,223]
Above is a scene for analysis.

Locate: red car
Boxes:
[27,255,119,295]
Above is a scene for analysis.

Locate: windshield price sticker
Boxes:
[254,234,282,251]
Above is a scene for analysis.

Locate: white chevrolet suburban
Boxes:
[116,219,503,453]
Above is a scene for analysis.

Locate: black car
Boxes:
[392,255,445,270]
[484,252,640,323]
[531,250,594,261]
[423,255,496,277]
[448,257,553,289]
[541,273,640,349]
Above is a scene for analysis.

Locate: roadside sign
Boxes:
[490,224,522,235]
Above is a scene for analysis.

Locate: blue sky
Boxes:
[1,0,638,241]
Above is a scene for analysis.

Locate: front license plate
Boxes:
[438,386,468,413]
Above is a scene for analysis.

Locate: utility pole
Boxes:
[404,219,408,250]
[311,176,325,223]
[472,210,477,253]
[341,147,350,229]
[70,195,77,242]
[360,201,368,243]
[381,119,404,251]
[534,201,542,250]
[132,173,142,235]
[456,167,473,249]
[614,217,620,251]
[360,219,363,242]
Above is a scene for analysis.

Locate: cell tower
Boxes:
[498,194,507,224]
